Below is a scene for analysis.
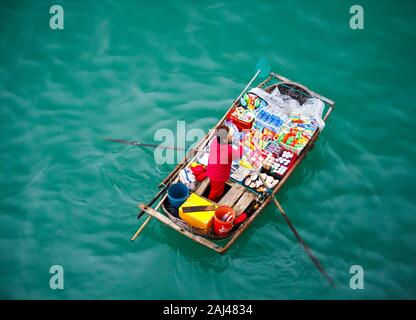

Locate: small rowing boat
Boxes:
[137,71,335,255]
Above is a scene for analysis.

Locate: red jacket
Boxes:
[207,139,243,182]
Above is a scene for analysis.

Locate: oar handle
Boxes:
[131,194,169,241]
[131,215,152,241]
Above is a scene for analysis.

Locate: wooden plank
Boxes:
[323,104,334,122]
[218,183,245,207]
[195,178,210,196]
[233,191,256,216]
[139,204,223,253]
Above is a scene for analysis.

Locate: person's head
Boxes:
[216,125,234,144]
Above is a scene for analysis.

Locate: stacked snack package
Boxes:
[229,107,256,130]
[240,92,268,110]
[276,113,319,155]
[253,106,288,134]
[252,130,269,150]
[264,141,283,156]
[230,166,251,182]
[228,90,322,191]
[241,129,255,150]
[240,149,264,171]
[270,150,297,178]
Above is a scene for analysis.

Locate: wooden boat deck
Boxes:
[194,178,210,196]
[193,176,257,215]
[139,71,335,253]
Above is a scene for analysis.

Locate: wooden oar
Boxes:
[131,216,152,241]
[135,142,198,221]
[243,150,335,287]
[271,197,335,287]
[104,138,185,150]
[131,194,168,241]
[104,137,189,219]
[104,136,196,219]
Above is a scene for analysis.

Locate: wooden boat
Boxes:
[139,71,335,254]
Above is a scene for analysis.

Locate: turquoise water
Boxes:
[0,0,415,299]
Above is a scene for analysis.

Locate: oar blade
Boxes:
[104,138,184,150]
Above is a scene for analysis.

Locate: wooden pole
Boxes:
[240,146,335,287]
[131,215,152,241]
[131,194,168,241]
[272,197,335,287]
[233,69,261,105]
[104,138,185,150]
[137,180,171,219]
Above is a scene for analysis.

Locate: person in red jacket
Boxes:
[207,125,243,201]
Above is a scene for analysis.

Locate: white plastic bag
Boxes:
[284,98,301,114]
[270,87,281,100]
[300,98,325,131]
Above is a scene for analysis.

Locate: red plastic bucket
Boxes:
[213,206,235,235]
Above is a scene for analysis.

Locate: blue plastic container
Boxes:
[167,183,189,208]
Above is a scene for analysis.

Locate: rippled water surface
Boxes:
[0,0,415,299]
